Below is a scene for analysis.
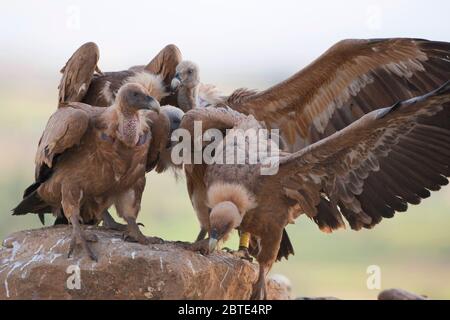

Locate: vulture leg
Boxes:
[237,232,253,261]
[195,228,208,242]
[115,187,163,245]
[102,210,145,231]
[62,188,98,262]
[122,217,152,245]
[250,228,282,300]
[101,210,129,231]
[223,248,253,262]
[250,264,269,300]
[223,232,253,262]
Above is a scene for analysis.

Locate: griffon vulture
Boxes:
[13,83,177,260]
[171,60,294,261]
[174,38,450,299]
[170,60,226,111]
[41,42,184,229]
[181,82,450,299]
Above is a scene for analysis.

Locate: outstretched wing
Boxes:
[230,38,450,148]
[35,104,90,181]
[262,82,450,232]
[58,42,102,104]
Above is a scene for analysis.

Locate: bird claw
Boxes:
[67,231,98,262]
[122,231,150,245]
[102,211,145,231]
[146,236,164,244]
[225,248,253,262]
[104,220,145,231]
[250,283,267,300]
[103,220,127,231]
[183,239,211,255]
[250,288,266,300]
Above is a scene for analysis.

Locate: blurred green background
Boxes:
[1,82,449,299]
[1,0,449,300]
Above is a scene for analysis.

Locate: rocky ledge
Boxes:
[0,226,290,300]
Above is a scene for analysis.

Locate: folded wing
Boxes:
[58,42,101,104]
[35,104,90,181]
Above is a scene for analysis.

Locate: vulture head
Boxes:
[170,60,200,92]
[208,201,243,252]
[116,83,161,113]
[160,105,184,135]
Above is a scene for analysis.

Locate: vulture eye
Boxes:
[133,92,139,97]
[188,69,193,74]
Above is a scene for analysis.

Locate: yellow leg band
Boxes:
[239,232,251,249]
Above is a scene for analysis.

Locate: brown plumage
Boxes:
[172,38,450,263]
[171,61,294,261]
[13,83,167,260]
[44,42,184,229]
[181,82,450,299]
[225,38,450,150]
[58,42,182,107]
[170,60,225,111]
[175,37,450,299]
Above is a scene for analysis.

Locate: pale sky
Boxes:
[1,0,449,89]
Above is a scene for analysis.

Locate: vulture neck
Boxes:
[177,85,199,111]
[112,104,147,147]
[207,182,258,218]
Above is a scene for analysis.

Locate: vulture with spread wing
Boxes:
[13,83,181,260]
[174,38,450,299]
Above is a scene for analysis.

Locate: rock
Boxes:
[296,296,341,300]
[267,274,292,300]
[0,226,290,300]
[378,288,427,300]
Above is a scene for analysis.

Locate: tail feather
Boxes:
[276,229,295,262]
[23,181,41,199]
[12,190,47,216]
[54,213,69,225]
[38,213,45,225]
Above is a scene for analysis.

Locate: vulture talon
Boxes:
[250,286,267,301]
[67,229,98,262]
[122,217,152,245]
[222,247,253,262]
[146,236,164,245]
[102,210,128,231]
[232,248,254,262]
[103,219,145,232]
[183,239,211,255]
[122,231,150,245]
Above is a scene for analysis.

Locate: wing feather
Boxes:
[230,39,450,149]
[263,82,450,231]
[35,105,90,179]
[58,42,101,104]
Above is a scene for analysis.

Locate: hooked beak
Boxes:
[143,95,160,113]
[208,229,219,252]
[170,74,182,93]
[208,237,218,253]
